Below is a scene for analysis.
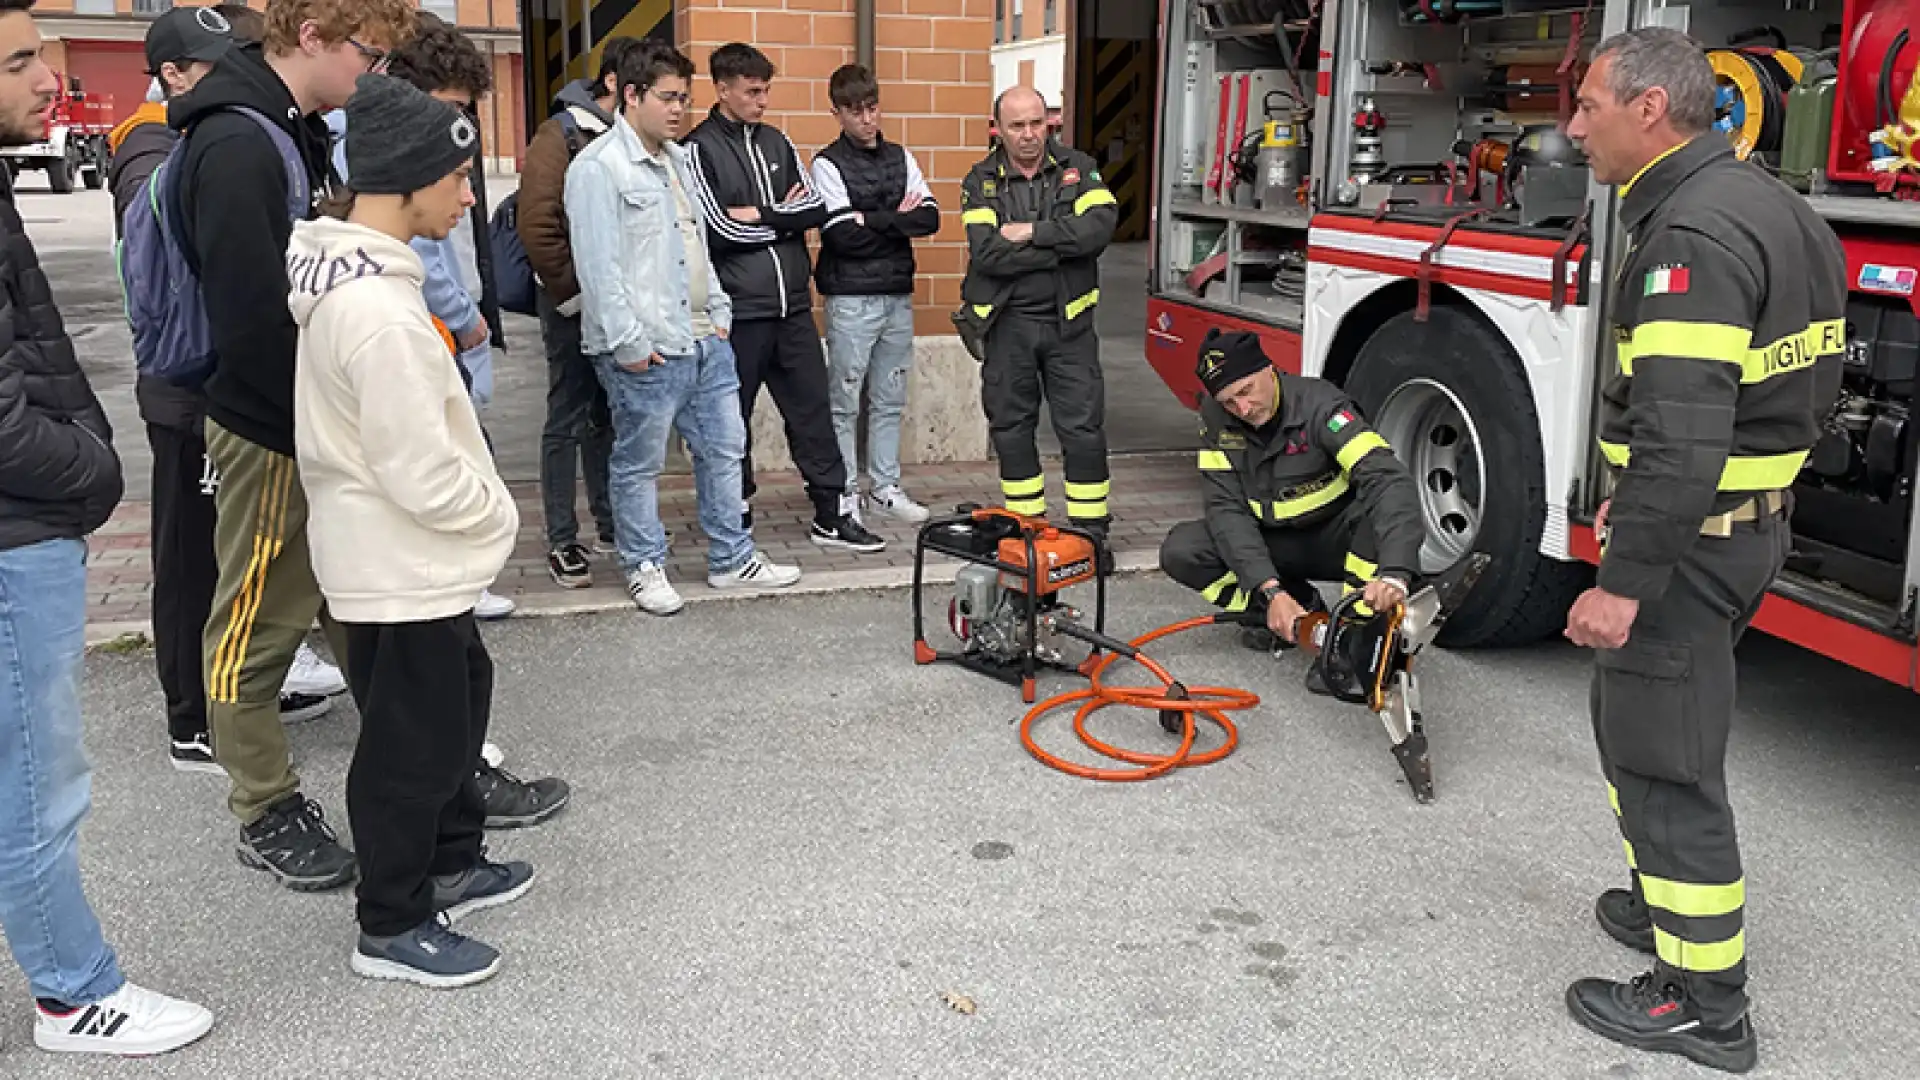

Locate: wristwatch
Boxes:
[1258,582,1285,609]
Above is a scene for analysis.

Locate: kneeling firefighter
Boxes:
[1158,329,1426,692]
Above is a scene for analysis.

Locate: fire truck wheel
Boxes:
[46,149,72,195]
[1344,306,1589,649]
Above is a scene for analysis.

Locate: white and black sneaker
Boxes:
[810,514,886,554]
[169,732,222,775]
[279,690,333,726]
[548,543,594,588]
[626,562,684,615]
[237,793,356,891]
[709,549,802,590]
[866,485,931,524]
[34,982,214,1056]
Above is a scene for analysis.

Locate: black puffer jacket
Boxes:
[0,170,123,552]
[683,106,828,321]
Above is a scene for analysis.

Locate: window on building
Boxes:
[74,0,117,14]
[131,0,172,14]
[421,0,460,23]
[994,0,1005,44]
[1011,0,1023,41]
[1044,0,1055,35]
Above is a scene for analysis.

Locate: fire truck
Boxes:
[0,74,111,194]
[1143,0,1920,690]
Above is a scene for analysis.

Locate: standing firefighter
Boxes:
[1562,28,1845,1074]
[958,88,1116,538]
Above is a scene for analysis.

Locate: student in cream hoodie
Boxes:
[288,74,532,990]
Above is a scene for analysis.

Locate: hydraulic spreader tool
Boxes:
[909,508,1492,802]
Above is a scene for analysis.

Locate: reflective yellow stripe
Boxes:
[1201,572,1239,604]
[1067,501,1108,519]
[1073,187,1118,215]
[1005,496,1047,515]
[1065,288,1100,320]
[1620,319,1846,384]
[1248,500,1265,520]
[1224,589,1251,613]
[1596,440,1808,492]
[1608,783,1622,816]
[971,304,994,319]
[1335,431,1390,472]
[1065,480,1110,501]
[962,207,998,226]
[1001,476,1044,498]
[1623,837,1638,870]
[1656,928,1745,973]
[1344,552,1377,581]
[1272,475,1349,519]
[1640,874,1745,919]
[1198,450,1232,472]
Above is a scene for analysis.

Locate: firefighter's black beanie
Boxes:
[1195,328,1271,397]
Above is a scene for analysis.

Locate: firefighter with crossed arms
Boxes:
[1558,28,1846,1074]
[1158,328,1425,694]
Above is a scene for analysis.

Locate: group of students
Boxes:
[516,39,942,614]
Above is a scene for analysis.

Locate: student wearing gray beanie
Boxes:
[342,72,478,197]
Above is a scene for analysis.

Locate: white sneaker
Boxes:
[34,982,214,1056]
[282,641,346,698]
[867,485,931,524]
[480,742,505,769]
[839,489,865,526]
[626,563,685,616]
[708,549,802,590]
[475,589,516,620]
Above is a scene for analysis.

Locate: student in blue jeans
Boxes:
[567,40,801,616]
[0,1,215,1054]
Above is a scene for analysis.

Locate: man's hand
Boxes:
[786,182,805,201]
[1564,586,1640,650]
[727,207,762,224]
[1000,222,1036,244]
[1362,577,1408,614]
[1595,498,1611,533]
[1265,589,1306,643]
[898,190,924,212]
[618,352,665,373]
[455,320,490,353]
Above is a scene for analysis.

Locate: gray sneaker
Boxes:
[351,914,501,989]
[434,858,536,922]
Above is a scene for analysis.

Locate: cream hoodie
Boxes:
[287,217,518,624]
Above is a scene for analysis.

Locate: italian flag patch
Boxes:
[1328,409,1355,433]
[1643,265,1690,296]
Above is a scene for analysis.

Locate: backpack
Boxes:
[491,110,598,317]
[116,106,309,389]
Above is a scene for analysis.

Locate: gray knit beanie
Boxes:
[344,73,478,196]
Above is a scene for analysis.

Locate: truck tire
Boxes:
[46,148,73,194]
[81,139,102,190]
[1343,306,1589,648]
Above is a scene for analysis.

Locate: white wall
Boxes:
[991,36,1068,110]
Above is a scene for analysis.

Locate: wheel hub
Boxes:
[1372,378,1486,574]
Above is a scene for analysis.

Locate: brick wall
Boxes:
[676,0,995,338]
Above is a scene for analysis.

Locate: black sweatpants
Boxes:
[147,422,219,744]
[1158,501,1381,614]
[343,613,491,938]
[1591,511,1788,1027]
[728,311,849,524]
[982,312,1110,523]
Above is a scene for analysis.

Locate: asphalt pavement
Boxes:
[4,576,1916,1079]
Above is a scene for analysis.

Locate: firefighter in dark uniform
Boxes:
[958,87,1117,535]
[1158,330,1425,690]
[1561,29,1846,1074]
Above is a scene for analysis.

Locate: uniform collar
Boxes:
[994,138,1061,180]
[1618,135,1728,231]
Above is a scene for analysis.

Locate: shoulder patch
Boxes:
[1642,264,1690,296]
[1327,409,1356,434]
[981,178,996,198]
[1062,167,1080,185]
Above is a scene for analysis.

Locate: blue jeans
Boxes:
[825,294,915,493]
[0,538,124,1005]
[592,335,754,575]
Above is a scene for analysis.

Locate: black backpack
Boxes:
[490,111,592,317]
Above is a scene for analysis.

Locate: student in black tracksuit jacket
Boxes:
[682,43,884,553]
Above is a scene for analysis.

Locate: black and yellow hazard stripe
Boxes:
[1065,479,1109,521]
[207,454,297,705]
[1001,475,1046,516]
[526,0,672,122]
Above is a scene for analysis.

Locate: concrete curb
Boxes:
[85,549,1167,651]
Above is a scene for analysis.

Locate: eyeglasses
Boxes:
[650,89,692,107]
[348,39,388,74]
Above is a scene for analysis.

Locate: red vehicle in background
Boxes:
[1143,0,1920,691]
[0,72,111,193]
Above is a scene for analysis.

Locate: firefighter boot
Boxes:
[1566,971,1757,1074]
[1596,881,1656,954]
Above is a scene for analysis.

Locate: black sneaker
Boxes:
[279,691,332,725]
[1597,886,1656,954]
[476,763,572,829]
[811,514,886,554]
[236,793,357,891]
[168,733,222,775]
[1566,971,1757,1074]
[434,857,536,922]
[352,913,500,989]
[547,543,594,589]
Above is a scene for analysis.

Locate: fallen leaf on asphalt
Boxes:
[940,991,977,1015]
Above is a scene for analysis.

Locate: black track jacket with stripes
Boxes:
[683,107,828,322]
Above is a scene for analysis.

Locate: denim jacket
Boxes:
[564,115,732,366]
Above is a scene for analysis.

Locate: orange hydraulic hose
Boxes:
[1020,616,1262,782]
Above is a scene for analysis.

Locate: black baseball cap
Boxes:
[144,6,236,76]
